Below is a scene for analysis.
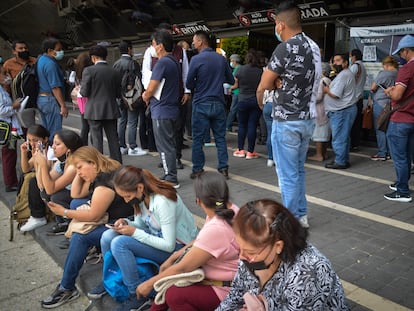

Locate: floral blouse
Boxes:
[216,244,348,311]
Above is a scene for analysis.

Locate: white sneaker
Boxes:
[128,147,147,156]
[298,215,309,229]
[267,159,275,167]
[20,216,47,232]
[120,147,128,155]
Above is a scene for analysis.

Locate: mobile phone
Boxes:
[40,192,50,203]
[322,81,327,87]
[27,139,32,152]
[378,84,387,90]
[38,141,44,152]
[105,224,115,229]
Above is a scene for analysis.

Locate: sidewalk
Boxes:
[0,201,90,310]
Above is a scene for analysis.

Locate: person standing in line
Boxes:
[80,45,123,164]
[323,53,356,170]
[36,37,68,141]
[370,56,398,161]
[232,49,263,160]
[142,30,182,189]
[349,49,367,151]
[225,54,241,132]
[256,0,321,228]
[113,40,147,157]
[383,35,414,203]
[187,30,234,180]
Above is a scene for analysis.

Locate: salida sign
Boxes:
[237,1,329,27]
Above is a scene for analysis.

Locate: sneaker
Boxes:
[128,147,147,156]
[46,221,69,236]
[120,147,128,155]
[87,283,107,299]
[41,284,80,309]
[176,159,184,169]
[233,149,246,158]
[204,142,216,147]
[384,191,412,202]
[20,216,47,232]
[298,215,309,228]
[190,169,204,179]
[389,183,397,191]
[246,151,259,159]
[172,181,181,189]
[267,159,275,167]
[371,154,387,161]
[115,295,150,311]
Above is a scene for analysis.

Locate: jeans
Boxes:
[226,94,238,130]
[118,107,139,149]
[61,225,108,290]
[372,102,389,157]
[237,97,262,152]
[263,102,273,160]
[37,95,62,142]
[386,121,414,195]
[100,230,181,294]
[192,101,228,172]
[272,119,314,218]
[328,104,357,165]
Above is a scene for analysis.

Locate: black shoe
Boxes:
[157,162,163,168]
[325,162,348,169]
[218,168,229,179]
[176,159,184,169]
[41,284,80,309]
[351,146,359,152]
[58,238,70,249]
[384,191,412,202]
[190,169,204,179]
[181,144,189,149]
[87,283,107,299]
[47,221,69,236]
[115,294,151,311]
[5,186,18,192]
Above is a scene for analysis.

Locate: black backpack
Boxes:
[120,60,144,111]
[12,62,39,109]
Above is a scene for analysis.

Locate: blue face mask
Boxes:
[54,50,64,61]
[349,57,353,66]
[275,25,282,42]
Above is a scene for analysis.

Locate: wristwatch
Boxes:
[63,209,69,219]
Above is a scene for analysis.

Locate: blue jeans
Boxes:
[237,97,261,152]
[192,101,228,172]
[328,104,357,165]
[386,121,414,195]
[60,225,108,290]
[226,94,238,130]
[272,119,314,218]
[100,230,182,294]
[373,102,389,157]
[118,107,139,149]
[263,102,273,160]
[37,95,62,142]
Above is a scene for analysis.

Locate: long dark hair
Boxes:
[234,199,307,263]
[113,165,177,202]
[194,171,234,225]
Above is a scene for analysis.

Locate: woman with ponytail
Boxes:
[88,165,198,311]
[136,171,240,311]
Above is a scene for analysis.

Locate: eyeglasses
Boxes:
[242,245,270,263]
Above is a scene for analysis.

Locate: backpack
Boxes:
[120,60,144,111]
[11,62,39,109]
[102,250,159,302]
[9,172,36,241]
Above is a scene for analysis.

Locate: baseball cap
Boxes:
[230,54,241,62]
[392,35,414,55]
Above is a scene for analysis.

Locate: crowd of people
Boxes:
[2,0,414,310]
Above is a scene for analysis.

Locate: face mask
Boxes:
[230,62,235,68]
[2,76,12,85]
[150,45,157,58]
[0,57,3,63]
[129,193,145,207]
[54,50,64,60]
[242,258,275,272]
[348,57,352,66]
[275,25,282,42]
[18,51,30,60]
[333,64,343,73]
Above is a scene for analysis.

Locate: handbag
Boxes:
[64,203,108,238]
[377,93,414,132]
[0,120,11,145]
[362,103,373,130]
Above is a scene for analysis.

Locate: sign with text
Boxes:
[171,21,210,36]
[298,1,330,20]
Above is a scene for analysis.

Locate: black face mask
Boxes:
[129,193,145,207]
[18,51,30,60]
[333,64,343,73]
[242,258,275,272]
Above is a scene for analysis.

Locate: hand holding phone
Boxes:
[105,224,115,229]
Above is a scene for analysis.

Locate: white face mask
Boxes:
[150,45,157,58]
[2,76,12,85]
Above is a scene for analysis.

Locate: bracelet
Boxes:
[63,209,68,218]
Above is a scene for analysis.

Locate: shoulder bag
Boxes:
[377,92,414,132]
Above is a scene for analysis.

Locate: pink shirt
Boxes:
[193,204,240,301]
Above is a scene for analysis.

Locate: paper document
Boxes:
[154,79,165,101]
[19,96,29,112]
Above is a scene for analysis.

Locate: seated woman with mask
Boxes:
[216,199,348,311]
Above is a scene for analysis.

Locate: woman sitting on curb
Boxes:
[40,146,134,309]
[88,165,198,311]
[216,199,348,311]
[137,171,240,311]
[20,129,83,232]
